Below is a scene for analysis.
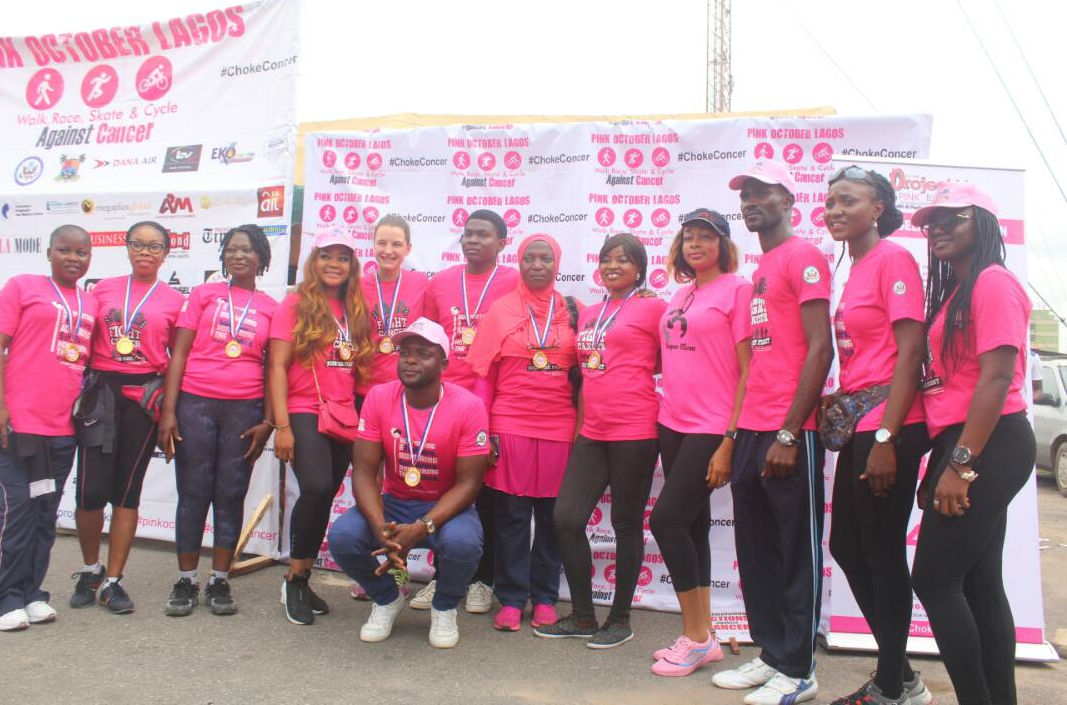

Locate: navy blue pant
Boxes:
[494,492,560,609]
[732,429,825,679]
[327,494,482,611]
[0,436,76,613]
[174,392,264,554]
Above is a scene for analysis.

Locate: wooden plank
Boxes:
[230,555,275,578]
[232,493,273,559]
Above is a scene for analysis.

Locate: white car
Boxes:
[1032,356,1067,495]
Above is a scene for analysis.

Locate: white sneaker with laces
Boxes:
[359,593,406,642]
[0,608,30,631]
[24,601,57,624]
[465,581,492,614]
[743,672,818,705]
[429,607,459,648]
[409,580,435,610]
[711,656,778,689]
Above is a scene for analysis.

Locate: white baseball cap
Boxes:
[391,317,451,359]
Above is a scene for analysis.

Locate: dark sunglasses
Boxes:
[829,165,878,187]
[921,209,972,236]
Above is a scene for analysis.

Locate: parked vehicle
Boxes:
[1032,356,1067,495]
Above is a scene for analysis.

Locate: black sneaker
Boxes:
[587,619,634,649]
[282,573,313,625]
[205,579,237,616]
[70,566,104,608]
[532,613,598,639]
[308,585,329,615]
[163,578,199,617]
[99,579,135,615]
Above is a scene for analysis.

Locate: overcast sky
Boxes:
[6,0,1067,321]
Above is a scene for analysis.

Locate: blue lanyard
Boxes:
[402,387,443,468]
[591,288,636,348]
[226,284,254,340]
[375,270,402,336]
[461,265,499,328]
[48,277,82,337]
[123,276,160,335]
[526,295,555,349]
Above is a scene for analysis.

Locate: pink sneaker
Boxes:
[531,603,557,628]
[493,606,522,631]
[653,635,686,661]
[650,635,723,677]
[350,584,370,601]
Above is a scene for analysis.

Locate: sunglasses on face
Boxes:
[921,210,972,236]
[126,240,167,254]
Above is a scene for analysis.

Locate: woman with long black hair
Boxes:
[911,183,1033,705]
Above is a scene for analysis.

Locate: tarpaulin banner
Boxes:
[300,114,934,642]
[0,0,299,558]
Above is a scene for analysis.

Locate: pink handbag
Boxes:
[311,366,359,443]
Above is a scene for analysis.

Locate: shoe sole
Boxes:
[208,603,237,616]
[465,601,491,614]
[712,673,776,690]
[0,622,29,631]
[27,613,57,625]
[651,662,704,677]
[69,596,98,609]
[743,683,817,705]
[429,636,458,648]
[279,584,314,625]
[908,686,934,705]
[493,622,521,632]
[163,603,196,617]
[587,632,634,649]
[409,601,432,610]
[100,599,134,615]
[533,629,594,639]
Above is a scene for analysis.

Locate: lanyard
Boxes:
[334,307,350,343]
[591,288,636,348]
[123,275,160,335]
[402,387,443,468]
[226,284,254,340]
[527,294,555,349]
[375,270,403,336]
[461,265,499,328]
[48,277,82,336]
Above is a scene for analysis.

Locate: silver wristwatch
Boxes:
[874,428,895,444]
[418,516,436,534]
[776,429,799,447]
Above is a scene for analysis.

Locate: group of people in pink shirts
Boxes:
[0,159,1031,705]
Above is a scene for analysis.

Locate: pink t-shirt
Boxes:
[89,275,185,374]
[739,236,832,432]
[360,269,429,392]
[835,240,925,432]
[424,264,520,391]
[659,275,754,435]
[357,380,490,502]
[578,295,665,440]
[176,282,278,400]
[270,292,357,415]
[921,265,1030,439]
[0,275,98,436]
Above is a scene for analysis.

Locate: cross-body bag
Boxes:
[817,384,890,452]
[311,365,360,443]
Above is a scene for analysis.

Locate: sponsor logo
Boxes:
[80,64,118,108]
[12,203,42,217]
[803,265,821,284]
[94,155,159,169]
[0,236,42,254]
[754,142,774,159]
[889,168,943,194]
[135,56,173,101]
[14,156,44,186]
[167,231,192,251]
[257,186,284,218]
[26,68,63,110]
[0,204,8,219]
[893,280,907,295]
[211,142,254,165]
[89,231,127,247]
[81,199,95,214]
[265,135,288,157]
[46,200,80,215]
[55,154,86,182]
[476,431,488,447]
[782,143,804,164]
[812,142,833,163]
[159,193,194,215]
[199,193,257,210]
[162,145,203,174]
[201,227,229,245]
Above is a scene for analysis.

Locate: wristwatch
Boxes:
[775,429,799,447]
[418,516,436,534]
[874,428,895,444]
[950,444,976,467]
[724,429,738,441]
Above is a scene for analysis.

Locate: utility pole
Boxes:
[706,0,733,113]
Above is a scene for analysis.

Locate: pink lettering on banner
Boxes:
[80,64,118,108]
[135,56,173,101]
[26,68,63,110]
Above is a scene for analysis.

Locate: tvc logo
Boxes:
[159,193,193,215]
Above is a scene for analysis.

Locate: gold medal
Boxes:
[338,343,353,361]
[115,336,135,355]
[63,343,80,363]
[586,351,601,369]
[461,327,476,345]
[403,466,422,487]
[225,340,242,358]
[379,337,395,354]
[532,350,549,370]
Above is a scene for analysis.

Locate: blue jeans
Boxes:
[0,436,76,613]
[327,494,482,611]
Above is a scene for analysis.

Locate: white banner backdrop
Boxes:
[0,0,299,558]
[300,114,936,642]
[822,157,1055,661]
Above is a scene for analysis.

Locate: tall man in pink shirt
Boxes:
[711,161,833,705]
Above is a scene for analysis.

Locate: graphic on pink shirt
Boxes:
[89,276,184,374]
[360,270,429,390]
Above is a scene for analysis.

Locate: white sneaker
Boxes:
[24,601,57,624]
[0,608,30,631]
[743,672,818,705]
[465,581,492,614]
[429,607,460,648]
[409,580,435,610]
[711,656,778,689]
[359,593,405,642]
[904,672,934,705]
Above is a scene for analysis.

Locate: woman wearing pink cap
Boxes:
[269,228,374,625]
[648,209,752,677]
[71,221,185,615]
[467,233,578,632]
[821,167,932,705]
[910,184,1033,705]
[156,225,277,617]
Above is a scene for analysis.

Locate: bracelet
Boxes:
[275,424,291,432]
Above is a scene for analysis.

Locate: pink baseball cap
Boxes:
[311,227,355,251]
[391,317,451,359]
[728,160,798,196]
[911,182,1000,227]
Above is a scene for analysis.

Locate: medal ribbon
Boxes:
[461,265,499,329]
[591,288,636,349]
[402,387,443,470]
[122,275,160,336]
[334,308,350,344]
[375,270,403,338]
[226,283,255,342]
[526,295,555,350]
[48,277,83,341]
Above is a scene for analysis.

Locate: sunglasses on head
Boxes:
[829,165,879,187]
[921,209,972,236]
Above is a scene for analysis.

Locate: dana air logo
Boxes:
[889,168,942,194]
[159,193,193,214]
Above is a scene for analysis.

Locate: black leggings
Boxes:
[649,424,720,593]
[76,371,159,511]
[911,412,1034,705]
[289,413,352,560]
[829,423,929,698]
[553,435,657,622]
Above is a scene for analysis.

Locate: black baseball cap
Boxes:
[681,208,730,237]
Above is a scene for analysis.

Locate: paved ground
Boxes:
[3,477,1066,704]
